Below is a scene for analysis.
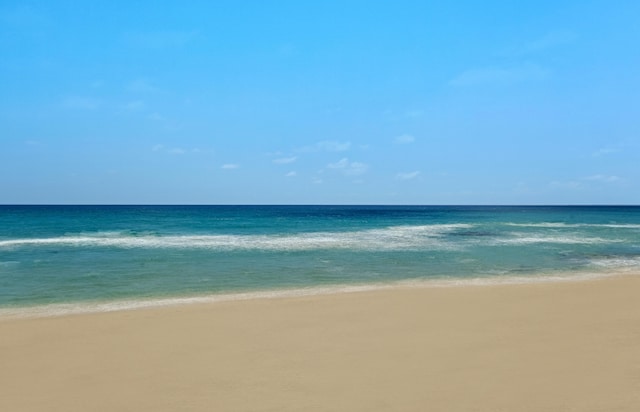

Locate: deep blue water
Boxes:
[1,205,639,311]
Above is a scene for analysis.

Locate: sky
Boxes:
[1,0,639,204]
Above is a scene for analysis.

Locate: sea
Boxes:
[1,205,639,317]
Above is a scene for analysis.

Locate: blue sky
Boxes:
[1,1,638,204]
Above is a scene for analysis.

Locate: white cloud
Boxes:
[153,144,205,155]
[318,141,351,151]
[148,113,164,121]
[285,171,297,177]
[396,171,420,180]
[550,180,582,190]
[592,147,619,157]
[585,174,620,183]
[349,163,369,176]
[328,158,349,169]
[298,140,351,153]
[394,134,415,144]
[549,174,621,190]
[222,164,239,169]
[327,158,368,176]
[450,63,549,87]
[273,156,298,164]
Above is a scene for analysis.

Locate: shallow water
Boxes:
[1,205,639,313]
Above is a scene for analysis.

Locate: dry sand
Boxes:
[2,274,640,411]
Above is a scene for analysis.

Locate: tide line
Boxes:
[1,267,636,320]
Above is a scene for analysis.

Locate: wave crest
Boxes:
[0,224,473,251]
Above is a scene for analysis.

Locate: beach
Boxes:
[2,274,639,412]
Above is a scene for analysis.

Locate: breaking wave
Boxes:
[0,224,473,252]
[505,222,640,229]
[492,233,618,245]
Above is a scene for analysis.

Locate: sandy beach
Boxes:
[2,274,639,412]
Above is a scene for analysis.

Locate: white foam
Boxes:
[0,260,20,266]
[0,224,473,252]
[2,268,637,320]
[491,234,615,245]
[596,224,640,229]
[587,256,640,268]
[505,222,640,229]
[505,222,574,228]
[0,285,397,319]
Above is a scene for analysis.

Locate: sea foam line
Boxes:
[1,268,637,320]
[491,233,618,245]
[505,222,640,229]
[0,224,472,251]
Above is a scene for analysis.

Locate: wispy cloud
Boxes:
[450,63,549,87]
[152,144,204,155]
[273,156,298,164]
[285,171,297,177]
[396,171,420,180]
[153,144,187,155]
[592,147,619,157]
[221,164,239,170]
[394,134,415,144]
[585,174,620,183]
[128,78,159,93]
[497,30,578,58]
[453,30,573,88]
[522,30,578,54]
[298,140,351,153]
[146,112,182,132]
[327,158,368,176]
[318,140,351,152]
[550,174,622,189]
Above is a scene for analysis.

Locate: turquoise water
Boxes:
[1,205,639,313]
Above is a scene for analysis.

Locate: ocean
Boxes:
[1,205,639,316]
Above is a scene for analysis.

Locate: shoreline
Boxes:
[1,266,637,320]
